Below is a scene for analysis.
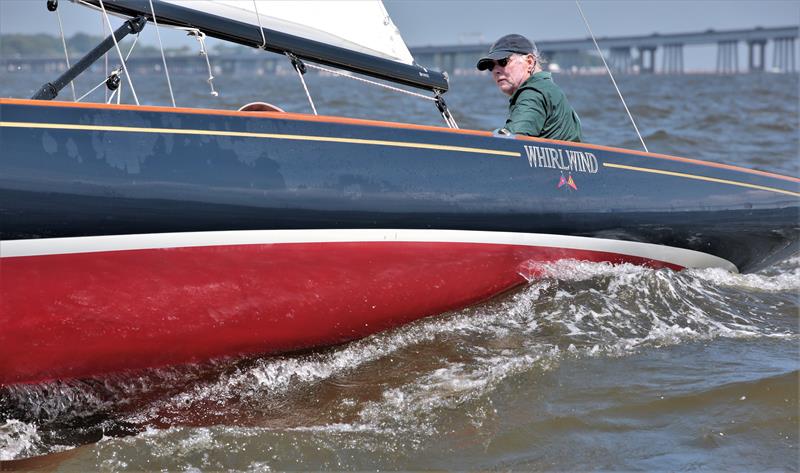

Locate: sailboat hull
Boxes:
[1,99,797,385]
[1,234,685,385]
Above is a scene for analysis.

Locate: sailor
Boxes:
[477,34,582,142]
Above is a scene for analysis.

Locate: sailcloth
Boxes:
[70,0,447,91]
[159,0,415,64]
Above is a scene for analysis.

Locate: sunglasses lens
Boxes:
[488,57,510,72]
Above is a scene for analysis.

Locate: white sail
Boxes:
[160,0,415,65]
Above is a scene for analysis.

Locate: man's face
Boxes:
[492,54,534,96]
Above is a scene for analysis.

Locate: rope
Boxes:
[102,8,109,102]
[187,30,218,97]
[113,77,122,104]
[148,0,176,107]
[54,7,77,101]
[304,62,436,102]
[76,75,112,102]
[75,35,137,104]
[97,0,140,105]
[106,36,139,104]
[125,32,140,60]
[252,0,267,49]
[575,0,648,152]
[442,108,459,129]
[293,63,317,115]
[136,23,218,98]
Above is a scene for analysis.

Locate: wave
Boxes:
[2,258,797,461]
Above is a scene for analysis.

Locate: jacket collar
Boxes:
[510,71,552,102]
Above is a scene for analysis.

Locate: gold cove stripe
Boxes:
[604,162,800,197]
[0,121,520,158]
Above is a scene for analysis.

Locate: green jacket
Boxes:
[504,72,582,142]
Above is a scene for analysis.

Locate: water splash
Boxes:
[2,257,797,461]
[0,420,44,461]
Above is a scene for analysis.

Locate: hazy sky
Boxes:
[1,0,797,47]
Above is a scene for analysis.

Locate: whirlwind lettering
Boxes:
[524,145,599,174]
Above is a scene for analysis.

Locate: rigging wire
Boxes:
[102,7,109,102]
[54,7,77,101]
[97,0,140,105]
[106,34,141,104]
[148,0,177,107]
[302,62,459,128]
[252,0,268,49]
[79,0,212,102]
[575,0,648,152]
[80,0,453,126]
[75,34,139,104]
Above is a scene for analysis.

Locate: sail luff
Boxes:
[73,0,448,92]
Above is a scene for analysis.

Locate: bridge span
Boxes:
[410,26,798,75]
[3,26,797,78]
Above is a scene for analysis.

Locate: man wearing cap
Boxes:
[477,34,582,142]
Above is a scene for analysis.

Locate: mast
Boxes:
[75,0,449,93]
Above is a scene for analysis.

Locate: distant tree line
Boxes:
[0,33,199,58]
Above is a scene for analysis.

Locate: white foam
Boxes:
[0,420,43,461]
[689,266,800,293]
[526,259,652,282]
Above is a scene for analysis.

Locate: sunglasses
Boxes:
[487,56,511,72]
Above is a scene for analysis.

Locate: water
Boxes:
[1,66,798,471]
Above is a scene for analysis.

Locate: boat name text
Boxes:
[524,145,599,174]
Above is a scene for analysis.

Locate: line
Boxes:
[603,162,800,197]
[0,121,520,158]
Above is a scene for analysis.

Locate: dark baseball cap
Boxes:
[476,34,537,71]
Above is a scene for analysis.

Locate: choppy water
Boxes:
[1,65,799,471]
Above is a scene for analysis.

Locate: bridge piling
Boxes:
[717,40,738,74]
[638,46,657,74]
[662,44,684,74]
[772,37,797,72]
[609,47,633,73]
[748,39,767,72]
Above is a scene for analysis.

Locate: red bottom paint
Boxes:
[0,241,680,385]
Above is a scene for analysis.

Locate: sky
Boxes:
[0,0,797,70]
[1,0,797,46]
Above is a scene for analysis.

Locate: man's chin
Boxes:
[498,84,514,95]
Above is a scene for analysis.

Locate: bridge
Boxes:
[2,26,797,78]
[410,25,799,74]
